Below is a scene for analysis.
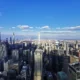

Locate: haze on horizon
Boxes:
[0,0,80,40]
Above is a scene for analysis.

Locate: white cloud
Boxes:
[12,27,16,29]
[35,27,38,28]
[35,27,40,29]
[29,27,33,29]
[17,25,32,29]
[22,30,34,32]
[56,27,61,30]
[36,27,41,29]
[68,26,80,30]
[0,27,3,29]
[56,26,80,30]
[41,26,50,29]
[41,30,74,34]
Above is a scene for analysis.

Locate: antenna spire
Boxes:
[38,32,40,44]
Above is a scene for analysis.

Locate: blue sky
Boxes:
[0,0,80,39]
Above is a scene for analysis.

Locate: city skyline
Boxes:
[0,0,80,39]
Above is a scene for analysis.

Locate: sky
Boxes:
[0,0,80,40]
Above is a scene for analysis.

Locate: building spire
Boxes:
[38,32,40,45]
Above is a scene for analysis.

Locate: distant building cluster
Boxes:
[0,32,79,80]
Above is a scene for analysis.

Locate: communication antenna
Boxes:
[38,32,40,44]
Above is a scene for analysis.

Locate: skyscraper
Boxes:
[12,32,15,44]
[66,42,69,56]
[34,49,43,80]
[75,40,78,49]
[10,37,12,44]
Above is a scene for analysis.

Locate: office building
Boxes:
[34,49,43,80]
[12,49,19,62]
[69,62,80,80]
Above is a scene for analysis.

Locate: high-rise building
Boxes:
[12,49,19,62]
[63,56,70,76]
[69,62,80,80]
[10,37,12,44]
[0,44,7,59]
[34,49,43,80]
[21,62,27,80]
[23,49,30,64]
[66,42,69,56]
[58,49,64,55]
[12,32,15,44]
[63,41,66,51]
[4,61,8,72]
[75,40,78,49]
